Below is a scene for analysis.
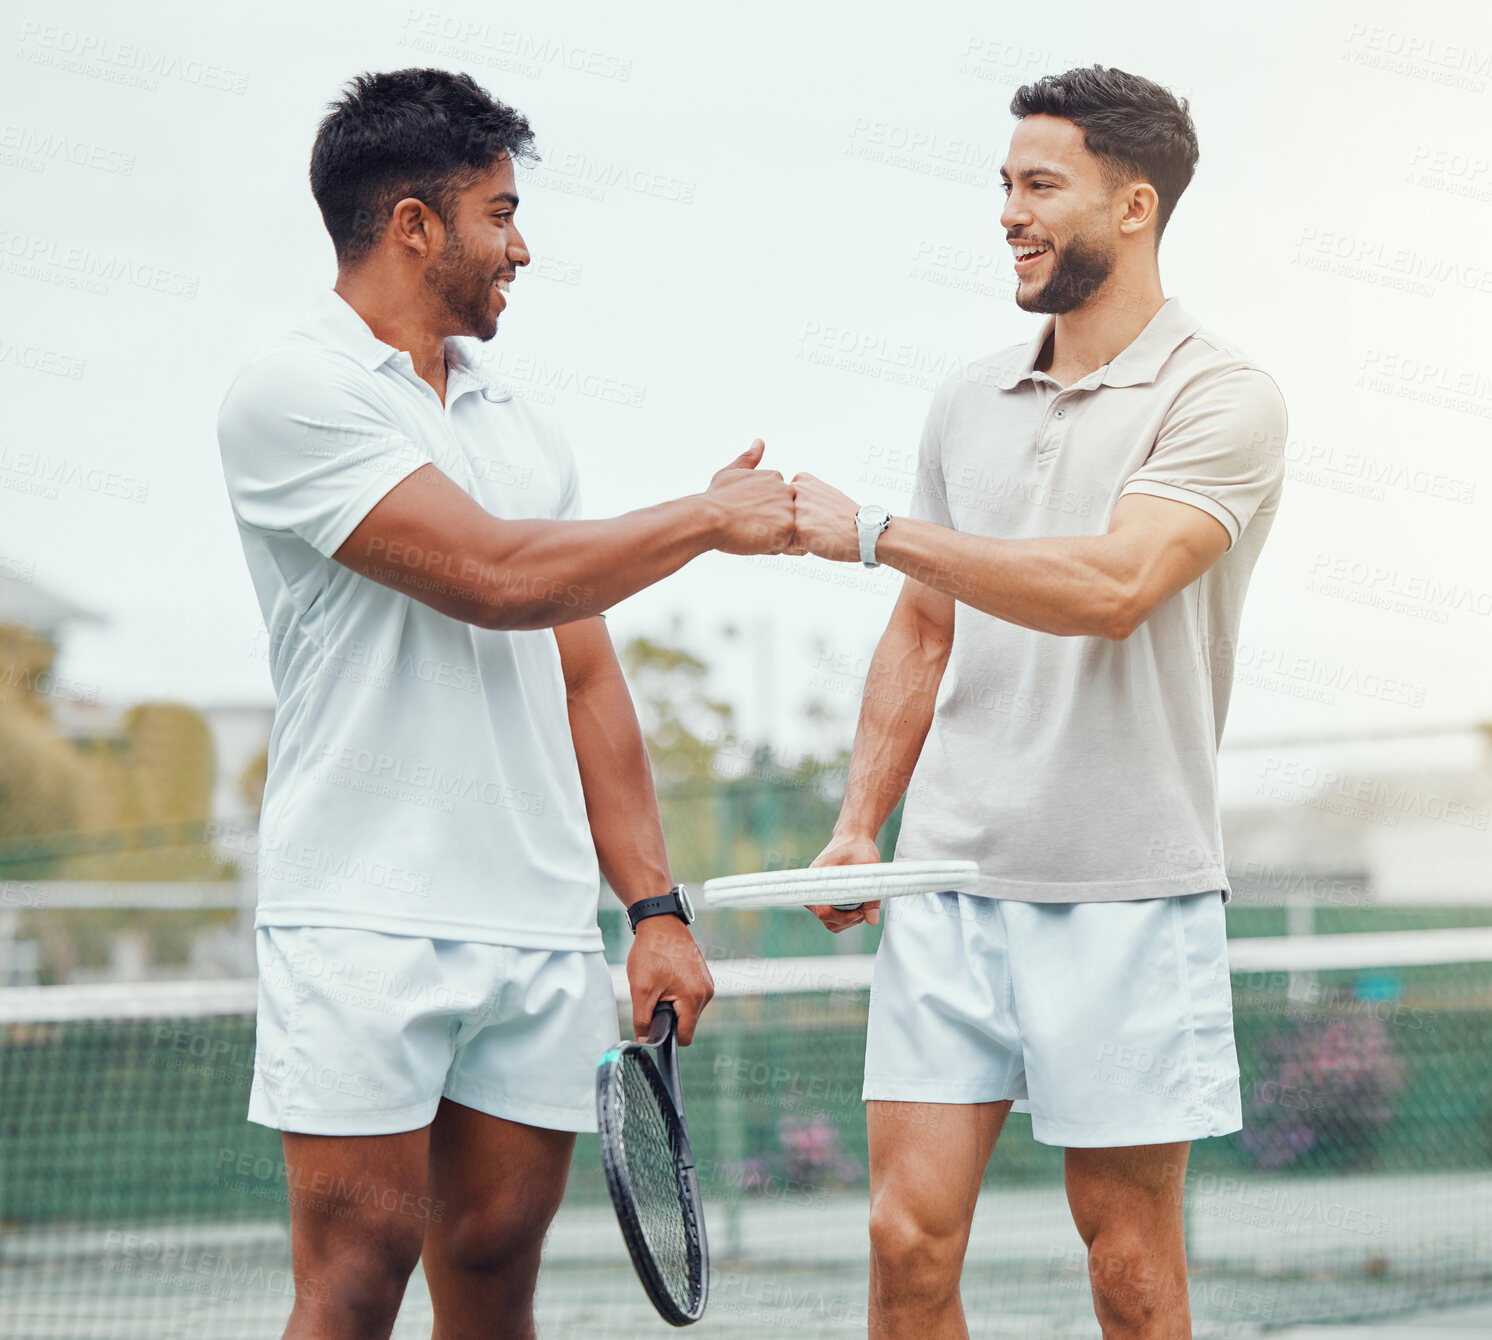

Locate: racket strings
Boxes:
[618,1056,700,1306]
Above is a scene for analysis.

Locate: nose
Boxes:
[999,190,1029,236]
[508,223,531,269]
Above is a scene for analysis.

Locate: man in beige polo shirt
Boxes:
[791,66,1287,1337]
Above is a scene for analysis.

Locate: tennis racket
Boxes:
[595,1000,708,1326]
[701,859,979,912]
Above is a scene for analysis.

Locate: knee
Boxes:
[1086,1233,1175,1328]
[295,1216,424,1327]
[435,1198,556,1276]
[868,1204,963,1303]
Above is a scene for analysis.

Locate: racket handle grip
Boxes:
[829,901,865,912]
[645,1000,677,1046]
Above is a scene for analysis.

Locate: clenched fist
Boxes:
[788,472,863,563]
[705,440,799,556]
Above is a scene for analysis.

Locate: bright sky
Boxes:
[4,0,1490,762]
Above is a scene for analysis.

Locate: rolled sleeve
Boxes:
[217,353,433,558]
[1119,368,1288,550]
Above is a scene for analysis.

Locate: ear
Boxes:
[389,196,442,258]
[1117,182,1160,241]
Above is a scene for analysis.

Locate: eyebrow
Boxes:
[999,164,1071,184]
[485,191,520,207]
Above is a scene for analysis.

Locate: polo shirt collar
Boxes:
[989,296,1200,391]
[306,289,512,402]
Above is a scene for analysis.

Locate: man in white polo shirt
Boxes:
[216,69,795,1338]
[791,67,1287,1336]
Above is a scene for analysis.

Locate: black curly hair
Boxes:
[1010,66,1198,244]
[310,68,539,267]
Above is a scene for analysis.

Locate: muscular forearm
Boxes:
[875,517,1137,640]
[566,661,673,906]
[834,610,950,841]
[475,494,721,631]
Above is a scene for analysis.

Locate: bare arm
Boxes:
[874,493,1229,639]
[553,616,713,1043]
[334,441,795,631]
[809,576,955,931]
[792,479,1231,641]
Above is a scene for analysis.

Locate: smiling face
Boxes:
[1000,114,1128,316]
[421,154,530,341]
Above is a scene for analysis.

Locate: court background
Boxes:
[3,0,1492,1334]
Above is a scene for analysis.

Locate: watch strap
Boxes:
[857,507,891,567]
[627,886,690,932]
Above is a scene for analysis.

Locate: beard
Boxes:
[1016,231,1118,316]
[423,222,501,341]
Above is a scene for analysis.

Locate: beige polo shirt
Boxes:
[892,297,1287,903]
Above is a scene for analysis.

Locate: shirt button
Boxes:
[1054,409,1065,418]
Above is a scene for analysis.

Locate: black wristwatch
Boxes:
[626,884,695,933]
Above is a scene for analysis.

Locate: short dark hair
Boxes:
[310,68,539,268]
[1010,66,1198,244]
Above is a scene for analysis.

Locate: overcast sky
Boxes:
[4,0,1490,766]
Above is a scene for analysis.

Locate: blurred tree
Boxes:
[240,745,268,816]
[0,625,89,880]
[619,629,736,787]
[0,623,233,980]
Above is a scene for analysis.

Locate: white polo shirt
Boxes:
[892,298,1288,904]
[217,290,603,950]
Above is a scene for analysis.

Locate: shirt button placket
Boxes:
[1040,394,1066,462]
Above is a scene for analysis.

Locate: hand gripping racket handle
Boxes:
[644,1001,692,1164]
[644,999,676,1047]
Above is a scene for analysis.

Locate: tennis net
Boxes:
[2,931,1490,1337]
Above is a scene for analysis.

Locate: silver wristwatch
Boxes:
[855,504,892,567]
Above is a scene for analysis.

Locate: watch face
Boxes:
[860,504,890,528]
[676,884,695,922]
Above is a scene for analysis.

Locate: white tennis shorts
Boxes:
[863,889,1242,1147]
[247,925,620,1136]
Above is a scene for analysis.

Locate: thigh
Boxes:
[421,1098,576,1335]
[425,1099,576,1247]
[1064,1141,1190,1246]
[281,1125,434,1274]
[868,1099,1009,1237]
